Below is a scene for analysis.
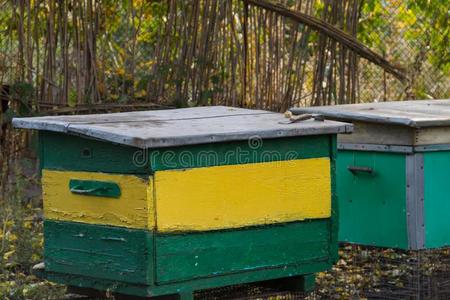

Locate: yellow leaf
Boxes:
[23,221,32,229]
[3,250,15,260]
[8,233,17,242]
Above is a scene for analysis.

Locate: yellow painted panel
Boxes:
[42,170,154,229]
[155,158,331,232]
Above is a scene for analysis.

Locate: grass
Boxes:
[0,157,66,300]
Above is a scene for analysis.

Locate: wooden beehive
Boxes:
[13,106,351,299]
[292,99,450,250]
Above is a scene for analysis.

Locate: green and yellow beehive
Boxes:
[13,106,351,298]
[292,99,450,250]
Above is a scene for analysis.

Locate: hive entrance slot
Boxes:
[81,148,92,158]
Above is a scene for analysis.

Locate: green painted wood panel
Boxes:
[149,135,331,171]
[329,135,339,263]
[337,150,408,248]
[155,219,331,284]
[40,131,332,173]
[40,131,150,174]
[44,219,334,290]
[44,220,153,285]
[423,151,450,248]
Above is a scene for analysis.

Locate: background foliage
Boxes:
[0,0,449,299]
[0,0,448,112]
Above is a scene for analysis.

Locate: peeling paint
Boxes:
[42,170,154,229]
[155,158,331,232]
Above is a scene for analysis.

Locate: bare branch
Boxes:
[243,0,408,83]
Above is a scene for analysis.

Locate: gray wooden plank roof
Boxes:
[13,106,352,148]
[290,99,450,128]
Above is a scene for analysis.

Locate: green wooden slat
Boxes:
[40,131,150,174]
[44,219,332,291]
[40,131,332,173]
[329,135,339,263]
[44,220,153,285]
[44,219,332,288]
[155,220,331,284]
[149,135,331,171]
[423,151,450,248]
[337,150,408,248]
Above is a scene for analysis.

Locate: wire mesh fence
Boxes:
[315,245,450,300]
[356,0,449,102]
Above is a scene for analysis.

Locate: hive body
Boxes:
[14,107,350,297]
[293,100,450,250]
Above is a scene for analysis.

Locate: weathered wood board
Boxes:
[155,219,330,283]
[290,99,450,128]
[44,220,153,284]
[13,106,352,148]
[42,158,331,232]
[155,158,331,232]
[42,170,153,229]
[40,131,334,173]
[292,100,450,147]
[338,122,415,146]
[44,219,330,295]
[338,123,450,147]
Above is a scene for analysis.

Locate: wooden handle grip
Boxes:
[69,179,121,198]
[347,166,373,174]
